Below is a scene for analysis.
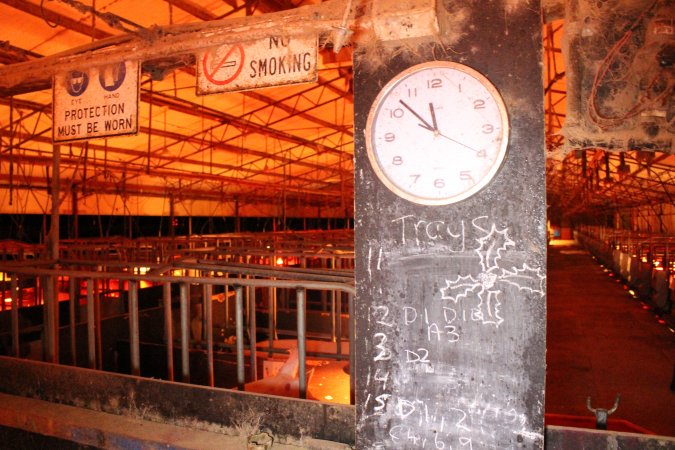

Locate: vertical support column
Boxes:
[69,277,77,365]
[235,285,245,390]
[71,184,79,240]
[249,285,258,382]
[42,276,57,363]
[267,285,276,356]
[296,287,307,399]
[86,278,96,369]
[348,291,354,404]
[179,282,190,383]
[204,283,214,387]
[94,279,102,370]
[163,282,174,381]
[169,194,176,239]
[44,144,61,363]
[129,279,140,376]
[353,2,546,448]
[11,276,19,358]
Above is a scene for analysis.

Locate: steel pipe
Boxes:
[235,285,245,390]
[69,277,77,366]
[297,287,307,399]
[205,283,214,387]
[86,278,95,369]
[129,280,140,376]
[179,282,190,383]
[163,282,174,381]
[249,285,257,382]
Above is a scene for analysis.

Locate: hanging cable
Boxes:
[587,0,665,128]
[40,0,60,28]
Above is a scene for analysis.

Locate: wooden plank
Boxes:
[0,0,441,97]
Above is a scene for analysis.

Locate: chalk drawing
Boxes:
[440,222,545,327]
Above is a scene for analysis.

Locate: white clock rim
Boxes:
[364,60,510,206]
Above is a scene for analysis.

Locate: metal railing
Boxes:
[0,258,355,401]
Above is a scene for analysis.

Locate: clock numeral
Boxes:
[474,99,485,109]
[427,78,442,89]
[482,124,495,134]
[390,108,404,119]
[392,156,403,165]
[408,88,417,97]
[410,174,421,184]
[477,149,487,158]
[460,171,474,182]
[434,178,446,189]
[384,132,396,142]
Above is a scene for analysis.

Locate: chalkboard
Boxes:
[354,1,546,449]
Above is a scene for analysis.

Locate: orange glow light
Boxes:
[275,257,284,266]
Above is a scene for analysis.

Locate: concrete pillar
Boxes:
[354,2,546,448]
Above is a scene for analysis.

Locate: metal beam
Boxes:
[0,0,113,40]
[163,0,220,21]
[0,0,357,96]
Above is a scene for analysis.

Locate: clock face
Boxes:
[365,61,509,205]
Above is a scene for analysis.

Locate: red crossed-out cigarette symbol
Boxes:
[202,44,245,85]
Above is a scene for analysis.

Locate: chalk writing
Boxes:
[367,243,385,280]
[383,394,532,448]
[360,216,545,448]
[392,214,467,248]
[373,333,392,361]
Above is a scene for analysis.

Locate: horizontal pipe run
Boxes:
[0,264,355,297]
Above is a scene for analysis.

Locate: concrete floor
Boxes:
[546,241,675,437]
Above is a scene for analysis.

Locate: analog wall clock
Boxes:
[365,61,510,205]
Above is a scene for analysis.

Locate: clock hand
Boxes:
[429,102,439,133]
[398,100,435,132]
[400,99,480,153]
[437,132,481,154]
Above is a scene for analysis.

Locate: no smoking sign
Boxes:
[197,35,317,95]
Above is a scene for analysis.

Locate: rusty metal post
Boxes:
[235,285,245,390]
[204,283,214,387]
[11,276,19,357]
[43,275,58,363]
[249,285,257,382]
[296,287,307,399]
[179,282,190,383]
[163,282,174,381]
[348,292,354,404]
[86,278,96,369]
[268,285,275,357]
[68,276,77,365]
[43,143,61,363]
[128,280,140,376]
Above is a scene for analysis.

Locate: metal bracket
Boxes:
[587,394,621,430]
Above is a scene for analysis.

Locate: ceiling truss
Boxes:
[0,0,673,224]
